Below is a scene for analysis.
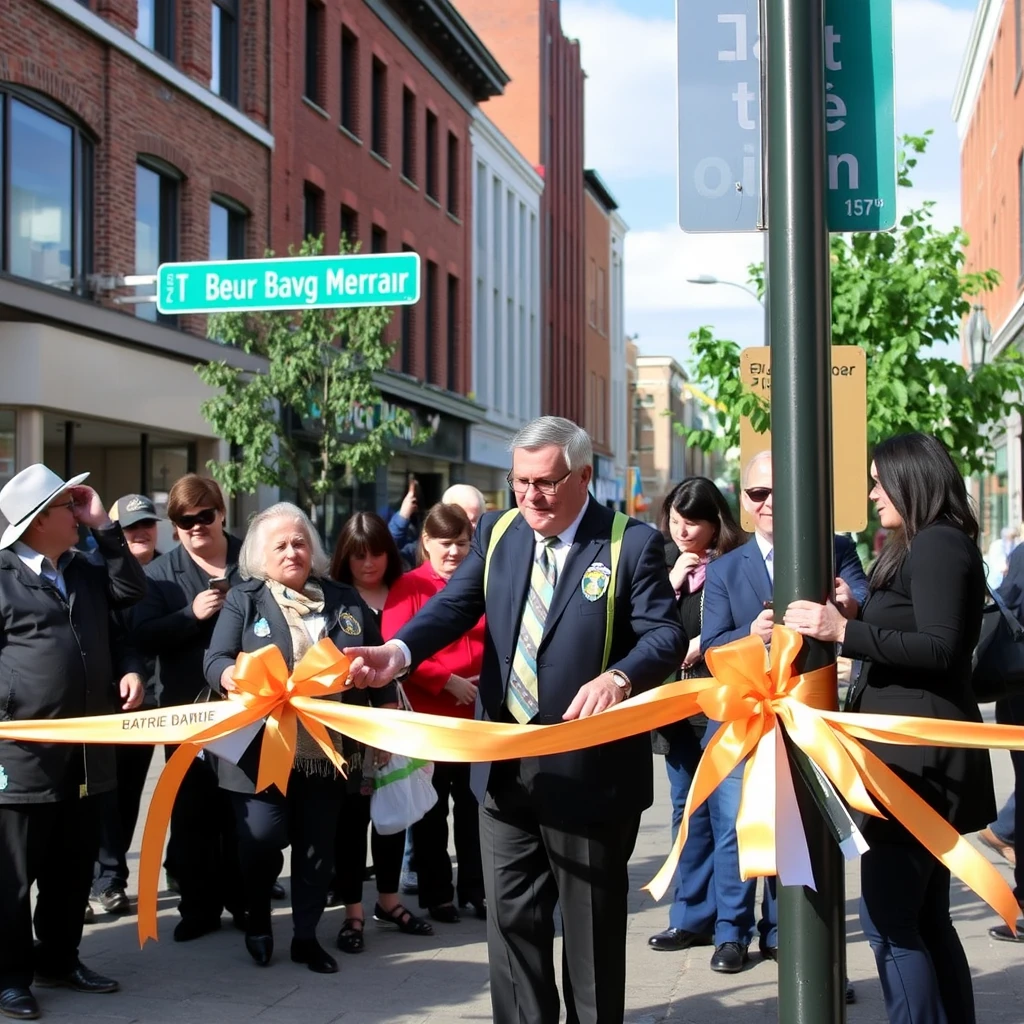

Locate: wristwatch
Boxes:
[607,669,632,699]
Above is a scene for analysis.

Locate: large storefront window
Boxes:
[0,412,15,490]
[1,89,92,289]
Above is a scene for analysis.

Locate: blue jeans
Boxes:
[860,841,975,1024]
[994,694,1024,900]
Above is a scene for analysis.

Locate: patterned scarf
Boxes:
[678,554,710,595]
[266,578,344,777]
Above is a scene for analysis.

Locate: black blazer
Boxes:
[395,499,687,825]
[843,521,996,837]
[203,576,396,793]
[132,537,244,707]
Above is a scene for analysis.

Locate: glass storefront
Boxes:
[0,411,15,490]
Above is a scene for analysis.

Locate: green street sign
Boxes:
[825,0,896,231]
[156,252,421,315]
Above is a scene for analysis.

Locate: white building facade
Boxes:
[468,111,544,508]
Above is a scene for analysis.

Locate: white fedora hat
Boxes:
[0,464,89,550]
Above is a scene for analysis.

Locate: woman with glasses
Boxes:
[132,474,245,942]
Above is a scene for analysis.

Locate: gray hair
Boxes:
[508,416,593,471]
[742,450,772,487]
[239,502,331,581]
[442,483,487,512]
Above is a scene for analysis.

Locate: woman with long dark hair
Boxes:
[648,478,747,953]
[328,513,433,952]
[785,433,996,1024]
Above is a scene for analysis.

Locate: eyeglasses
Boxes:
[506,470,572,497]
[47,500,76,513]
[174,508,218,529]
[744,487,773,504]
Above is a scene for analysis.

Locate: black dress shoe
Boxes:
[84,902,95,925]
[459,898,487,920]
[291,938,338,974]
[97,887,131,915]
[648,927,714,951]
[710,941,749,974]
[846,979,856,1004]
[428,903,461,924]
[758,940,779,962]
[173,917,222,942]
[989,922,1024,942]
[245,933,274,966]
[35,963,119,993]
[271,882,287,900]
[0,988,40,1020]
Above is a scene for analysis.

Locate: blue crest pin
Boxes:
[253,617,271,638]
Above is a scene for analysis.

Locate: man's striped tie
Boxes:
[506,537,559,724]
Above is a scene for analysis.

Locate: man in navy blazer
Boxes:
[699,450,868,982]
[346,416,685,1024]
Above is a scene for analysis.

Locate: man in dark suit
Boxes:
[346,416,686,1024]
[700,450,868,991]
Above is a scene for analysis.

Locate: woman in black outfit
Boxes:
[785,433,996,1024]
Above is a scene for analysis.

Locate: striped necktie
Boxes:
[506,537,560,724]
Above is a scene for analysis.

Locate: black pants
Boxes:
[413,760,484,909]
[480,761,640,1024]
[94,743,154,893]
[0,799,98,988]
[230,771,344,940]
[334,790,405,905]
[165,749,243,923]
[995,694,1024,900]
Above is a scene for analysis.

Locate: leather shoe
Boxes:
[97,887,130,915]
[648,928,714,951]
[0,988,40,1020]
[173,917,221,942]
[989,922,1024,942]
[271,881,287,900]
[429,903,461,924]
[759,940,779,962]
[291,938,338,974]
[245,933,274,966]
[459,898,487,920]
[83,902,95,925]
[710,941,749,973]
[846,979,856,1004]
[34,963,119,993]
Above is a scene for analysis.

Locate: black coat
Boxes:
[843,521,996,838]
[132,537,244,707]
[0,525,147,803]
[203,577,397,794]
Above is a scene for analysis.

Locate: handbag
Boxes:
[971,586,1024,702]
[369,685,438,834]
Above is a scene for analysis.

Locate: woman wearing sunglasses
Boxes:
[132,474,246,942]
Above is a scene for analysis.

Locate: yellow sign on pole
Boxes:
[739,346,868,532]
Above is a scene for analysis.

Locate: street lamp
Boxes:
[966,303,992,372]
[686,273,765,308]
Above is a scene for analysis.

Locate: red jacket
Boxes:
[381,562,485,719]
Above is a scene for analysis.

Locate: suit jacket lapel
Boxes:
[255,586,293,666]
[742,538,773,606]
[503,516,535,653]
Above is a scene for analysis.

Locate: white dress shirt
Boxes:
[13,541,70,597]
[754,531,774,584]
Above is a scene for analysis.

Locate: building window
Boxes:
[303,182,323,242]
[425,260,438,384]
[587,258,597,326]
[425,111,439,200]
[371,58,388,159]
[2,90,92,291]
[209,198,246,260]
[446,274,458,392]
[340,205,358,247]
[597,266,607,334]
[0,410,14,490]
[211,0,239,105]
[401,88,417,182]
[400,244,416,374]
[135,160,179,322]
[371,225,387,254]
[340,26,359,134]
[137,0,174,59]
[305,1,324,106]
[446,131,459,216]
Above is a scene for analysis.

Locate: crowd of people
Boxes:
[0,415,1019,1024]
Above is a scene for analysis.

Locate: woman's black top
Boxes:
[842,521,996,838]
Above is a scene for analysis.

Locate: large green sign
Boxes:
[156,252,421,315]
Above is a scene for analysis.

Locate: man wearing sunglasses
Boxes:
[698,450,868,992]
[132,474,246,944]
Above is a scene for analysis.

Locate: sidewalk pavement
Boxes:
[35,744,1024,1023]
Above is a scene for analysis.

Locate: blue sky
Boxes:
[560,0,981,369]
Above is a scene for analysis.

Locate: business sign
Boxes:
[156,252,421,315]
[739,345,868,531]
[677,0,896,233]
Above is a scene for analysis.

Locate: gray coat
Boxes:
[0,525,147,803]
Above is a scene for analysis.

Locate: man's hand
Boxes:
[562,673,626,721]
[834,577,860,620]
[70,485,111,530]
[220,666,237,693]
[119,673,145,711]
[750,607,774,644]
[344,643,407,689]
[783,599,847,643]
[444,673,479,706]
[192,589,226,620]
[399,483,418,522]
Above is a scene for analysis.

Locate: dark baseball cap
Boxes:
[111,494,162,528]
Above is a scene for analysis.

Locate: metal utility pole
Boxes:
[764,0,845,1021]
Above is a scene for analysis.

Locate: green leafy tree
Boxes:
[679,131,1024,476]
[197,236,426,520]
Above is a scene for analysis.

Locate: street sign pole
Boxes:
[765,0,845,1022]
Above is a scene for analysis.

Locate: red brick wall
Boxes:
[268,0,474,396]
[0,0,271,337]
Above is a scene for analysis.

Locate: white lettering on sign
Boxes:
[716,13,748,60]
[822,24,859,192]
[206,274,258,302]
[732,81,757,130]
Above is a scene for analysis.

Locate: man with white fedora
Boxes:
[0,464,147,1021]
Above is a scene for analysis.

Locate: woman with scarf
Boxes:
[648,477,746,954]
[204,503,396,974]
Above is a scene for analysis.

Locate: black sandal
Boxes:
[373,902,434,936]
[336,917,365,954]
